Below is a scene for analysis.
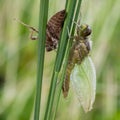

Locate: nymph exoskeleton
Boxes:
[15,10,66,51]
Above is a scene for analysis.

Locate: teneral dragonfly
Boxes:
[62,23,92,98]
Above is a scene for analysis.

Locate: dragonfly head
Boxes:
[79,24,92,37]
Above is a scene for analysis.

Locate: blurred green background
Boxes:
[0,0,120,120]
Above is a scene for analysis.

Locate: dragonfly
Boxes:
[62,22,92,97]
[62,20,96,112]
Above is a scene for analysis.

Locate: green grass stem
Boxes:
[51,0,83,119]
[34,0,49,120]
[44,0,81,120]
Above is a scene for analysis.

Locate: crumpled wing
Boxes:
[70,56,96,112]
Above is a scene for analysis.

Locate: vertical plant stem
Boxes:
[44,0,79,120]
[51,0,83,119]
[34,0,49,120]
[65,0,68,8]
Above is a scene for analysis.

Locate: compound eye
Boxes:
[83,25,92,37]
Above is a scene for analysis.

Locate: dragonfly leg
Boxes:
[30,30,38,40]
[67,27,77,40]
[77,11,81,26]
[72,14,82,36]
[14,18,39,40]
[72,11,81,27]
[72,21,80,27]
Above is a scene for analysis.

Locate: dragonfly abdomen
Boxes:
[62,62,75,98]
[62,40,91,98]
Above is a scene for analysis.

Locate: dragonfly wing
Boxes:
[70,56,96,112]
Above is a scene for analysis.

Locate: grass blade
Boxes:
[51,0,83,119]
[34,0,49,120]
[44,0,81,120]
